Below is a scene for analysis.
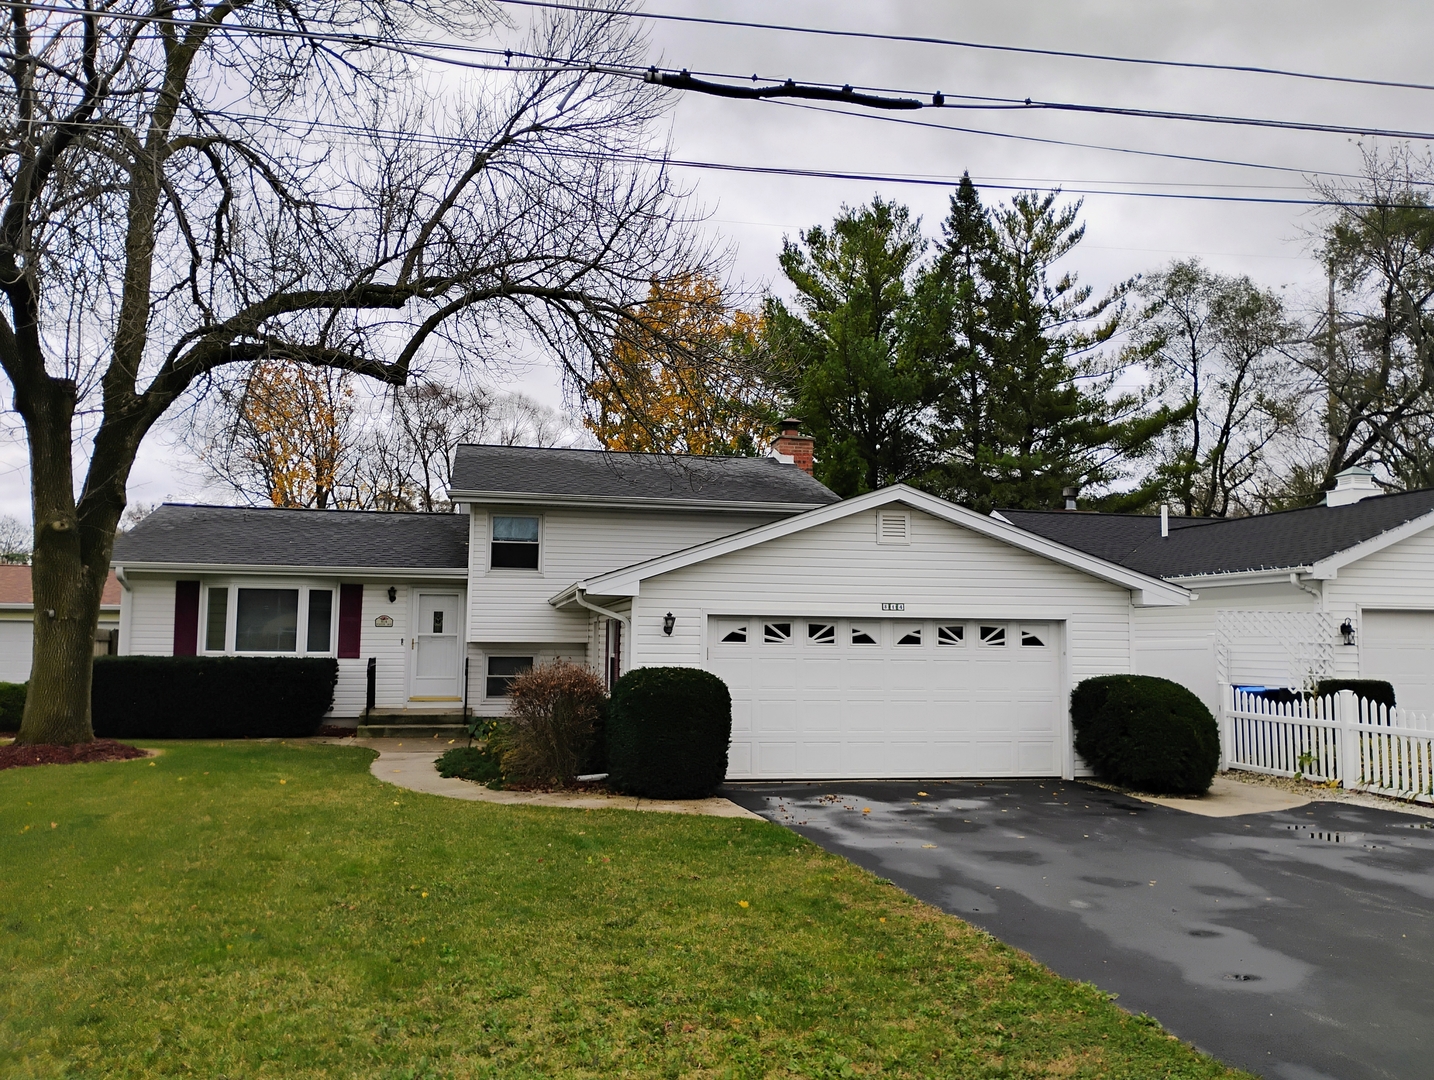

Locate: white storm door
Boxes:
[409,592,462,701]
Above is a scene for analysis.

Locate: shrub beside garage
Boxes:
[1071,674,1220,795]
[606,666,732,799]
[92,656,338,739]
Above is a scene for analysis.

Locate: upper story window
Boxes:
[491,515,540,570]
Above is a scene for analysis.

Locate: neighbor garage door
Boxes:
[1361,610,1434,714]
[708,616,1063,780]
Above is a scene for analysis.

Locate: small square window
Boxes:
[486,656,533,697]
[979,625,1006,647]
[937,624,964,646]
[807,622,836,644]
[896,627,922,646]
[763,622,792,644]
[851,626,878,645]
[1021,629,1046,647]
[491,515,540,570]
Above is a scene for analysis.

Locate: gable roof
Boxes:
[551,485,1190,608]
[448,444,839,511]
[112,504,469,572]
[999,487,1434,579]
[0,564,121,608]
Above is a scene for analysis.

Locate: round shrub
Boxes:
[498,660,607,787]
[607,667,731,799]
[1071,675,1219,795]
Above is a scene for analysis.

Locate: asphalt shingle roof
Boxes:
[1000,488,1434,578]
[448,444,839,508]
[112,504,469,569]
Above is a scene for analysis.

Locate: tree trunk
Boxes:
[15,377,109,746]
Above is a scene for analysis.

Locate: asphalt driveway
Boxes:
[724,779,1434,1080]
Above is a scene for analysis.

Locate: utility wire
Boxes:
[496,0,1434,95]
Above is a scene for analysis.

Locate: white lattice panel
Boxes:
[1216,609,1335,689]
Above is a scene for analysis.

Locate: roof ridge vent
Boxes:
[1325,466,1379,507]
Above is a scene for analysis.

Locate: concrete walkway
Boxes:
[1099,774,1310,817]
[353,737,763,819]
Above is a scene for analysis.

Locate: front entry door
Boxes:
[410,592,462,702]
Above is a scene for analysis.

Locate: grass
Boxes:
[0,741,1253,1079]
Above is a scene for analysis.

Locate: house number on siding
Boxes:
[881,603,905,611]
[374,615,394,627]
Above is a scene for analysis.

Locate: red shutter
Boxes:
[173,580,200,656]
[337,584,363,658]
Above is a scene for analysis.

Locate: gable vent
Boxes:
[876,510,910,545]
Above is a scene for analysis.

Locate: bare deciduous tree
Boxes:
[1302,147,1434,495]
[0,0,715,744]
[1132,260,1302,517]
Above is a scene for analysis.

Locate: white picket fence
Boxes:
[1224,687,1434,805]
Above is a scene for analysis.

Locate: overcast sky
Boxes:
[4,1,1430,521]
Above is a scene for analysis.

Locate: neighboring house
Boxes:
[999,467,1434,718]
[110,433,1193,781]
[0,564,122,683]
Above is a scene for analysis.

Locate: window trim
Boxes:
[196,577,340,658]
[487,512,543,574]
[486,655,534,698]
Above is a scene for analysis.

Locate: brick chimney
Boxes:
[771,419,815,475]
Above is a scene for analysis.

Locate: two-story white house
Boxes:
[110,433,1205,781]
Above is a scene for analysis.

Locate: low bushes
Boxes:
[1314,679,1396,709]
[497,660,607,787]
[436,745,504,785]
[92,656,337,739]
[1071,675,1219,795]
[607,667,731,799]
[0,681,25,730]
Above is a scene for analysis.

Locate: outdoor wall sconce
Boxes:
[662,611,676,636]
[1340,618,1356,646]
[387,586,397,603]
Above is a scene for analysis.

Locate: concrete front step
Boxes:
[356,715,470,739]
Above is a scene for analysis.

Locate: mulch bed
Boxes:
[316,724,357,738]
[0,739,150,771]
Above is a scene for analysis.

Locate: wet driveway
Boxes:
[723,779,1434,1080]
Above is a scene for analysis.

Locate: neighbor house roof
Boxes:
[552,485,1190,609]
[448,444,839,511]
[0,564,122,607]
[998,487,1434,579]
[112,504,469,572]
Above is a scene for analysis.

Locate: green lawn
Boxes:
[1,741,1252,1079]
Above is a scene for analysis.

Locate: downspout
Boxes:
[573,587,632,677]
[1290,572,1322,606]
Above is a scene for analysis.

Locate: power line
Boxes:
[495,0,1434,95]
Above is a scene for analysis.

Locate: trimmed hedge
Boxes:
[0,681,25,730]
[1071,675,1220,795]
[607,667,731,799]
[92,656,337,739]
[1314,679,1396,709]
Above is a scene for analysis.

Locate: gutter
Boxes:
[1290,572,1323,605]
[113,565,131,591]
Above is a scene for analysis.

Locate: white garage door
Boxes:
[709,617,1063,780]
[1361,611,1434,714]
[0,620,32,683]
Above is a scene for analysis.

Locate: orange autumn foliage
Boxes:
[583,273,780,455]
[234,360,356,509]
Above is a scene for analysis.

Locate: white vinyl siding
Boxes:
[466,505,781,644]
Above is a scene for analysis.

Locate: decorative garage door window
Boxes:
[851,625,878,645]
[937,624,965,645]
[763,622,792,644]
[1020,628,1046,647]
[896,626,922,646]
[979,624,1006,647]
[807,622,836,644]
[717,620,748,643]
